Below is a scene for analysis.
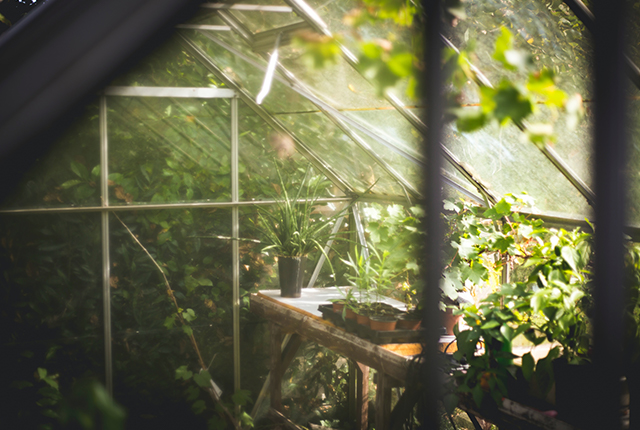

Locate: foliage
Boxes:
[256,164,349,258]
[448,203,595,410]
[441,194,543,306]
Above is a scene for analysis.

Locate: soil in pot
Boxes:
[278,256,306,298]
[369,314,397,331]
[397,312,421,330]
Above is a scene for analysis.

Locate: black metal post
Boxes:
[420,0,444,428]
[592,0,627,429]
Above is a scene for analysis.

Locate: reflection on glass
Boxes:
[2,102,100,209]
[186,30,315,114]
[107,96,231,204]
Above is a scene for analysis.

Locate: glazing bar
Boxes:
[307,215,345,289]
[202,3,293,12]
[231,96,241,394]
[104,86,235,98]
[175,24,231,31]
[99,96,113,396]
[351,204,369,260]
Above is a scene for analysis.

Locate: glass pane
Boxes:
[1,102,100,209]
[110,208,233,427]
[185,30,315,114]
[276,111,405,196]
[445,0,594,103]
[0,213,104,428]
[110,36,213,87]
[444,118,592,216]
[278,44,393,110]
[107,96,231,204]
[239,104,344,200]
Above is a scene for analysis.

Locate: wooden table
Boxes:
[249,287,421,430]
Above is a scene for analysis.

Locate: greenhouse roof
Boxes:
[2,0,640,229]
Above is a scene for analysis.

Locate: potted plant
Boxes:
[343,244,399,329]
[257,165,349,298]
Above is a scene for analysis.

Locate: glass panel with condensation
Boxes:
[1,102,100,209]
[1,213,104,428]
[110,208,233,427]
[107,96,231,205]
[626,100,640,225]
[443,114,592,217]
[444,0,594,104]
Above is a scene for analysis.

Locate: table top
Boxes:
[257,286,408,319]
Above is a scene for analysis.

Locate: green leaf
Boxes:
[472,384,485,408]
[0,13,12,27]
[232,389,252,407]
[182,308,197,322]
[70,161,90,180]
[480,320,500,330]
[492,83,533,125]
[164,315,176,329]
[175,365,193,381]
[193,370,212,388]
[561,246,580,273]
[60,179,83,189]
[522,352,534,381]
[182,325,193,337]
[500,324,514,341]
[191,399,206,415]
[387,52,413,77]
[454,108,487,132]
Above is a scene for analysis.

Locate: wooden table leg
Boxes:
[356,362,369,430]
[270,322,283,412]
[376,372,392,430]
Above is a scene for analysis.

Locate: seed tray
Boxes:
[318,304,424,344]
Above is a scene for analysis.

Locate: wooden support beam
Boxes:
[376,372,393,430]
[251,294,410,382]
[270,322,283,412]
[356,362,369,430]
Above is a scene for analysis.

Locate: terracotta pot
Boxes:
[369,315,397,331]
[355,312,370,327]
[331,301,345,313]
[397,313,421,330]
[345,307,357,320]
[441,308,461,335]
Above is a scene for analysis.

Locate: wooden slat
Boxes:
[270,323,283,412]
[356,362,369,430]
[251,293,411,382]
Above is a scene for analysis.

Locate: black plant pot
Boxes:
[278,256,306,298]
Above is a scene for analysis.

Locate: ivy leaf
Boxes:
[232,389,252,407]
[191,399,206,415]
[175,365,193,381]
[492,83,533,125]
[61,179,83,189]
[453,108,487,132]
[193,370,212,388]
[182,325,193,337]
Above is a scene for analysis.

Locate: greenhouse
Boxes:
[0,0,638,429]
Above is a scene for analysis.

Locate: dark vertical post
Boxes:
[421,0,444,428]
[269,323,283,413]
[593,0,626,428]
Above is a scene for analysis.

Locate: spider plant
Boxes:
[257,165,348,260]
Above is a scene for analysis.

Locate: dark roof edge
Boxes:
[0,0,204,161]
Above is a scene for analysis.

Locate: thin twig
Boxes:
[113,213,240,430]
